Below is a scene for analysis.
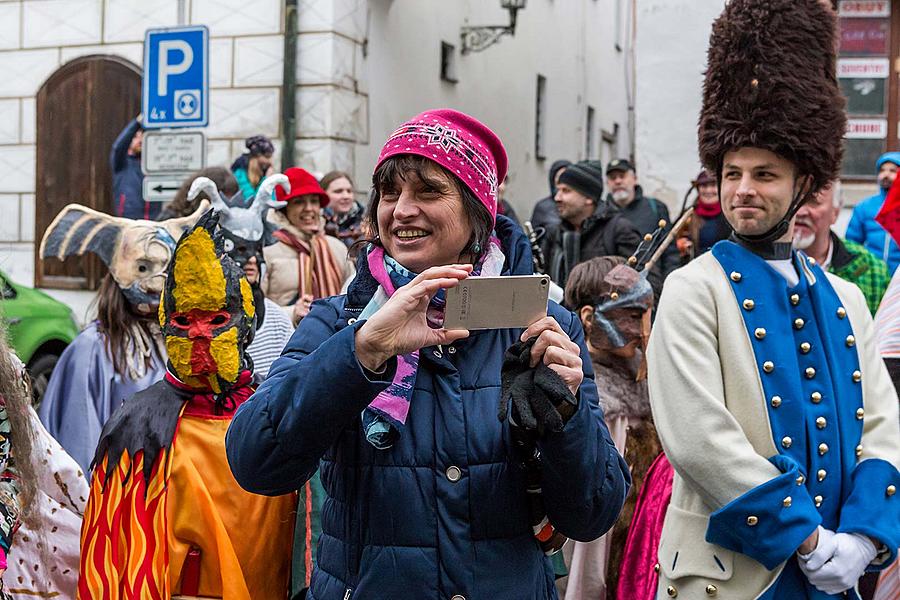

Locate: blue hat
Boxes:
[876,152,900,172]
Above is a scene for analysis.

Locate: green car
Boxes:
[0,269,80,404]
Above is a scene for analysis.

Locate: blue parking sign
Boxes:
[143,26,208,129]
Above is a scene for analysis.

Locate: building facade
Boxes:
[635,0,897,221]
[0,0,632,316]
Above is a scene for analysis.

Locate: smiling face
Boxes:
[285,195,322,235]
[376,161,473,273]
[720,147,803,239]
[326,176,355,215]
[698,181,719,205]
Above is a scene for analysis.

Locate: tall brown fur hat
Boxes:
[698,0,846,193]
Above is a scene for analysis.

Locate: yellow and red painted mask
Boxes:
[159,211,255,393]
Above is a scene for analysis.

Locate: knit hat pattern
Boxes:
[557,160,605,201]
[375,109,508,222]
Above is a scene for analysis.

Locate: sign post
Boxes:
[142,25,209,129]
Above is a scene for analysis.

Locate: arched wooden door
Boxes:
[34,55,141,290]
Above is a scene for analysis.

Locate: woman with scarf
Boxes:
[227,109,629,600]
[677,169,731,262]
[230,135,275,203]
[263,167,355,325]
[322,170,367,247]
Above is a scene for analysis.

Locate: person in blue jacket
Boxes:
[226,108,629,600]
[846,151,900,273]
[110,117,157,220]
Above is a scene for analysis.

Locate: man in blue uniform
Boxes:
[647,1,900,598]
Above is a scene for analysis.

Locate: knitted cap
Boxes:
[557,160,605,201]
[374,109,508,223]
[277,167,330,207]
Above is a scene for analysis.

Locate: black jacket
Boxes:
[612,187,681,278]
[544,202,642,287]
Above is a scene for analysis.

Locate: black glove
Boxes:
[499,337,578,436]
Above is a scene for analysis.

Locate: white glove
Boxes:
[798,526,838,571]
[802,532,877,595]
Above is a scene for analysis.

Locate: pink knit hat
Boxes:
[374,108,508,223]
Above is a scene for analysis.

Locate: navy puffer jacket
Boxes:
[226,216,629,599]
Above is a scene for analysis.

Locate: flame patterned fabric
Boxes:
[78,448,171,600]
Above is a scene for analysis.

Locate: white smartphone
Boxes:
[442,275,551,330]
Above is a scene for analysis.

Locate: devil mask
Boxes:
[189,173,290,269]
[592,264,654,355]
[40,203,209,313]
[159,210,256,393]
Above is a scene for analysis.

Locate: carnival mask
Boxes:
[159,210,255,393]
[592,264,654,355]
[189,173,289,268]
[40,202,209,313]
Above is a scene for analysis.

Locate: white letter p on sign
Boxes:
[157,40,193,96]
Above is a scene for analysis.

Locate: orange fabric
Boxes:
[78,450,171,600]
[78,413,295,599]
[167,415,295,599]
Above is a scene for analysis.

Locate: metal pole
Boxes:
[281,0,298,170]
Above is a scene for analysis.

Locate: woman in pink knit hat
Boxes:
[227,109,629,600]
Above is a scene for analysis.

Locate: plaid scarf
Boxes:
[272,228,344,299]
[360,240,505,449]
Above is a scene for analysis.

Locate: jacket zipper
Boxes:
[344,587,353,600]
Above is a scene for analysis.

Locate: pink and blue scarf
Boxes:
[360,240,505,448]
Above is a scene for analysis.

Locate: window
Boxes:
[837,0,893,179]
[535,75,547,160]
[440,42,458,83]
[585,106,596,159]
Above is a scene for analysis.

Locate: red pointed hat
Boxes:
[374,108,508,223]
[276,167,330,207]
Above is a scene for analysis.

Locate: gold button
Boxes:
[755,327,767,340]
[667,585,678,598]
[771,396,782,408]
[796,475,805,485]
[743,299,755,311]
[706,584,718,596]
[816,417,826,429]
[730,271,742,282]
[782,436,792,449]
[794,318,805,329]
[790,293,800,305]
[783,496,792,508]
[846,335,856,347]
[837,307,847,319]
[809,257,817,265]
[811,391,822,403]
[610,291,620,300]
[852,370,862,383]
[654,563,660,573]
[817,469,827,482]
[747,515,759,526]
[763,361,775,373]
[799,342,811,354]
[856,444,863,457]
[888,485,896,497]
[856,408,864,420]
[814,495,823,507]
[805,367,816,379]
[819,443,829,455]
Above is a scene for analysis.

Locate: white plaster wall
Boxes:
[633,0,722,211]
[358,0,633,218]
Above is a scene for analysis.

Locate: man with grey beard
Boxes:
[605,159,681,279]
[793,180,890,315]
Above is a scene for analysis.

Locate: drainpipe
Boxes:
[281,0,298,169]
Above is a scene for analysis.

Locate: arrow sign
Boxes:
[143,174,190,203]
